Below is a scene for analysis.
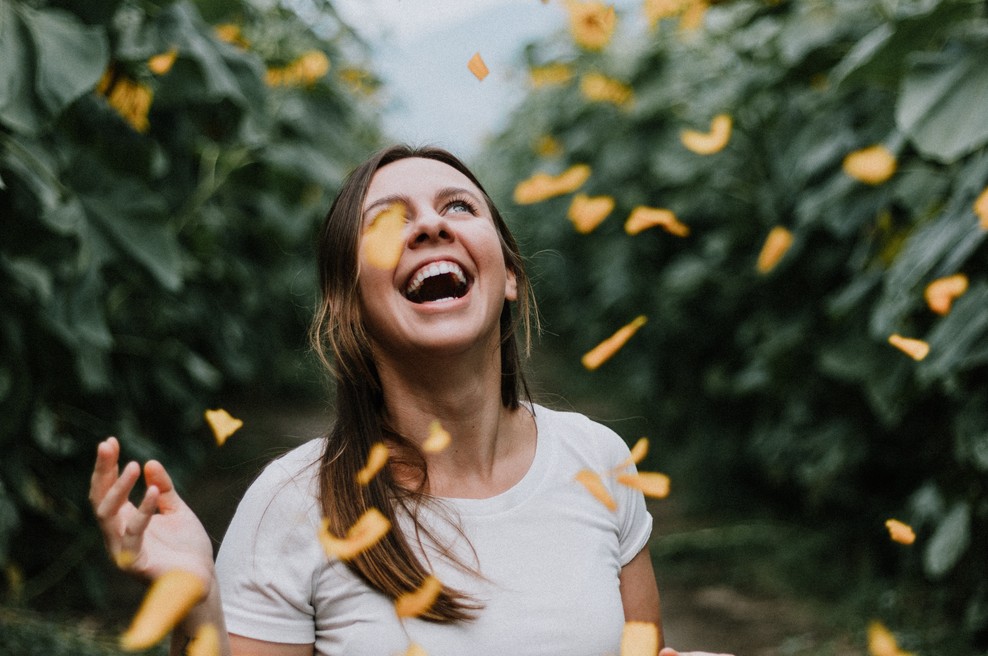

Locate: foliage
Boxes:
[482,0,988,650]
[0,0,381,611]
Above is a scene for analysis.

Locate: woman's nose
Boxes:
[408,209,452,246]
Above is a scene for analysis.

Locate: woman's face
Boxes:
[356,157,517,360]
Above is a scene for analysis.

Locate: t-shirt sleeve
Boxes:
[598,426,653,566]
[215,451,324,645]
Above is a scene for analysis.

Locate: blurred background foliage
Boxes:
[0,0,381,615]
[479,0,988,651]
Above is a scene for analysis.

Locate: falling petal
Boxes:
[148,48,178,76]
[867,620,910,656]
[621,620,660,656]
[204,408,243,446]
[924,274,968,315]
[530,63,573,88]
[114,550,138,570]
[468,52,489,81]
[843,145,897,185]
[423,420,452,453]
[756,226,793,273]
[622,437,650,469]
[975,186,988,229]
[319,508,391,561]
[885,519,916,546]
[568,194,615,233]
[617,472,670,499]
[624,206,688,236]
[580,73,634,108]
[513,164,591,204]
[356,442,389,485]
[395,575,444,618]
[575,469,617,511]
[120,570,207,651]
[404,644,429,656]
[361,202,407,270]
[679,0,709,31]
[888,334,929,361]
[566,0,617,51]
[187,624,220,656]
[582,315,647,370]
[680,114,732,155]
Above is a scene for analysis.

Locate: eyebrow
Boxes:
[362,186,485,221]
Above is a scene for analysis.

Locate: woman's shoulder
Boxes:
[243,437,326,505]
[531,402,631,461]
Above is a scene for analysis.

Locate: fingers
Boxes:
[89,437,121,508]
[94,459,141,528]
[143,460,182,513]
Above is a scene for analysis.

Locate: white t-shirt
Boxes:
[215,404,653,656]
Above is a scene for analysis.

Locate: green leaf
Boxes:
[924,502,971,578]
[895,45,988,163]
[920,283,988,383]
[0,3,43,134]
[19,5,109,116]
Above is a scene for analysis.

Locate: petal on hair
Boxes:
[975,186,988,229]
[423,420,452,453]
[568,193,615,233]
[362,202,407,269]
[319,508,391,561]
[575,469,617,511]
[617,472,670,499]
[356,442,389,485]
[843,145,897,185]
[888,334,929,361]
[885,519,916,545]
[621,620,660,656]
[680,113,732,155]
[513,164,591,204]
[756,226,793,273]
[120,570,206,651]
[204,408,243,446]
[582,315,647,370]
[468,52,489,81]
[187,624,220,656]
[624,206,688,236]
[924,274,968,315]
[395,575,443,618]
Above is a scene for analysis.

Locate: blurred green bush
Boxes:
[481,0,987,650]
[0,0,380,612]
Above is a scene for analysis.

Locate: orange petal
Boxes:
[568,194,615,233]
[114,549,138,570]
[680,114,732,155]
[621,620,660,656]
[582,315,647,370]
[423,420,452,453]
[513,164,591,204]
[624,206,688,236]
[534,134,563,158]
[613,437,649,471]
[120,570,207,651]
[395,575,443,618]
[356,442,389,485]
[617,472,670,499]
[467,52,489,81]
[885,519,916,546]
[580,72,634,107]
[403,644,429,656]
[756,225,793,273]
[566,0,617,51]
[924,273,969,315]
[204,408,243,446]
[361,202,406,270]
[148,48,178,76]
[319,508,391,561]
[187,623,220,656]
[679,0,709,31]
[575,469,617,511]
[888,334,929,361]
[530,63,573,88]
[867,620,907,656]
[975,186,988,229]
[843,145,897,185]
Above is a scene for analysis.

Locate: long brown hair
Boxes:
[309,145,535,622]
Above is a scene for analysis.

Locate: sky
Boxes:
[331,0,639,158]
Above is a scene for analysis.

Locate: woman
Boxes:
[91,145,730,656]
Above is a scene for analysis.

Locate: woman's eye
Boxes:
[445,199,476,214]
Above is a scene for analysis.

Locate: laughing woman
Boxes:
[90,145,731,656]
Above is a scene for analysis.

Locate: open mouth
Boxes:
[403,261,471,304]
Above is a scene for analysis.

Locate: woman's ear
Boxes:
[504,268,518,302]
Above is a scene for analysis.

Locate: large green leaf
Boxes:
[895,45,988,163]
[19,5,109,116]
[0,3,43,134]
[924,502,971,578]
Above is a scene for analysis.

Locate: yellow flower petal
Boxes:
[187,624,220,656]
[888,334,929,361]
[680,114,732,155]
[534,134,563,158]
[513,164,591,204]
[867,620,914,656]
[575,469,617,511]
[204,408,243,446]
[394,575,443,618]
[566,0,617,51]
[756,225,793,273]
[361,202,407,270]
[580,72,634,108]
[356,442,389,485]
[621,620,660,656]
[214,23,246,47]
[679,0,709,31]
[120,570,206,651]
[885,519,916,546]
[114,549,137,570]
[617,472,670,499]
[319,508,391,560]
[644,0,690,29]
[624,206,688,236]
[582,315,647,370]
[148,48,178,76]
[530,63,573,88]
[975,186,988,229]
[423,420,452,453]
[843,145,897,185]
[467,52,489,81]
[924,273,968,315]
[403,644,429,656]
[611,437,650,473]
[568,194,615,233]
[103,77,153,133]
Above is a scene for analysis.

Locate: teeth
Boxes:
[405,261,467,297]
